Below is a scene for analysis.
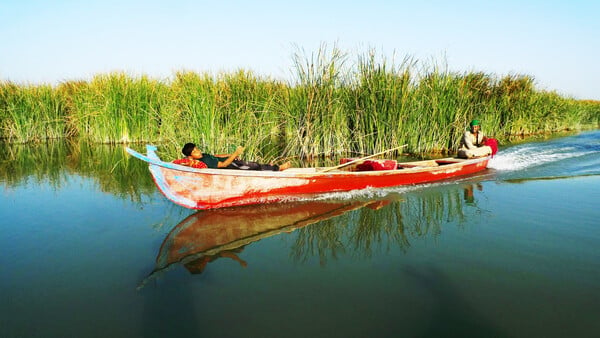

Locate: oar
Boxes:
[320,145,407,173]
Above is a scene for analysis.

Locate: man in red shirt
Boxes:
[173,143,291,171]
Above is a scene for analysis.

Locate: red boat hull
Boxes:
[127,146,490,210]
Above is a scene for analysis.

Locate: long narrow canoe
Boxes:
[126,145,490,210]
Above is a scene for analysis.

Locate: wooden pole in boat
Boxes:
[320,145,407,173]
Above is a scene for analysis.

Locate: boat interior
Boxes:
[339,157,472,172]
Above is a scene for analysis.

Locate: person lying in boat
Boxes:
[457,119,493,159]
[173,142,291,171]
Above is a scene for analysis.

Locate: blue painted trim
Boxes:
[125,146,203,173]
[126,145,198,208]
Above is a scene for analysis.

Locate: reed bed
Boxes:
[283,45,352,158]
[62,74,167,144]
[0,83,67,143]
[1,47,599,159]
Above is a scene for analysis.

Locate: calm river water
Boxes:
[1,131,599,338]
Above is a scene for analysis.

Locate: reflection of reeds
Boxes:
[1,45,598,157]
[0,141,156,202]
[292,218,347,266]
[65,141,157,202]
[291,188,476,265]
[0,140,69,188]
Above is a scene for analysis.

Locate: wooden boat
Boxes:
[141,198,391,284]
[126,145,490,210]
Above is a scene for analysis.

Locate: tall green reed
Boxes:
[348,51,416,154]
[164,70,287,162]
[284,44,352,158]
[1,46,598,158]
[65,73,166,144]
[0,82,66,143]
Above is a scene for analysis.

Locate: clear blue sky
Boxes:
[1,0,599,100]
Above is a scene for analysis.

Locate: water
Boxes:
[1,131,600,338]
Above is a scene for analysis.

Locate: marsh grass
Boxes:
[1,46,599,159]
[63,74,167,144]
[348,52,417,154]
[0,82,66,143]
[162,70,290,161]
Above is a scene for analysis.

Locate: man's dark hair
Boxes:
[182,143,196,156]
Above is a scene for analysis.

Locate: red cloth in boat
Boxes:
[484,138,498,156]
[173,158,208,169]
[340,158,397,171]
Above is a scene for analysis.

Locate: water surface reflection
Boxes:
[141,198,396,285]
[3,134,599,337]
[143,182,487,287]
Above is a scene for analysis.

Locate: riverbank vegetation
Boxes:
[1,46,598,160]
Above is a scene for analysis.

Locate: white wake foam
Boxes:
[489,145,586,171]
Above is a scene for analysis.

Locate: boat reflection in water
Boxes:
[141,197,395,285]
[141,181,488,288]
[463,182,483,205]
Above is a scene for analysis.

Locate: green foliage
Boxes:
[284,44,351,158]
[0,82,67,142]
[1,47,599,158]
[62,73,166,143]
[349,52,416,154]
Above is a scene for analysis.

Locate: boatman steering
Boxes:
[457,119,493,159]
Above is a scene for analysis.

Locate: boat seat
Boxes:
[397,160,440,169]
